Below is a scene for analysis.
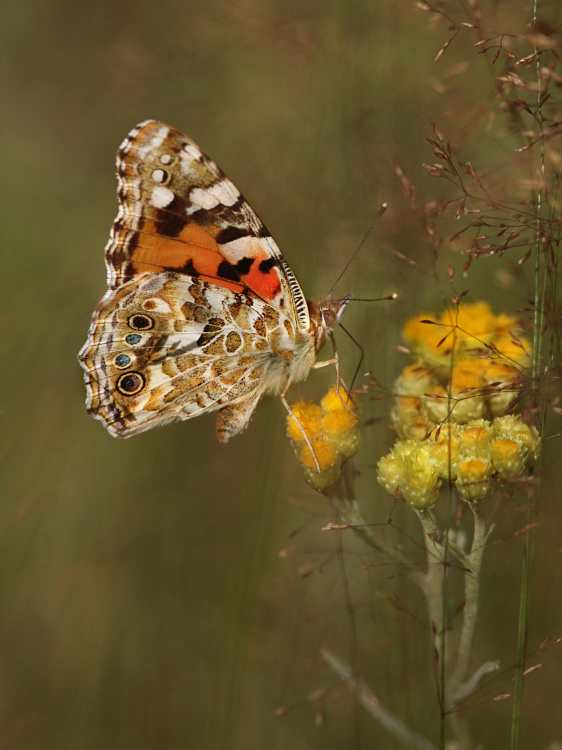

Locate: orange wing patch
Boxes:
[127,221,283,300]
[103,121,307,321]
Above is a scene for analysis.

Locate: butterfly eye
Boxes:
[117,372,145,396]
[322,309,336,328]
[128,314,154,331]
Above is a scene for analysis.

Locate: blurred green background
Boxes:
[2,1,561,748]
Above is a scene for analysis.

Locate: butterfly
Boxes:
[78,120,349,443]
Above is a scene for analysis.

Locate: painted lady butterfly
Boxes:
[78,121,349,442]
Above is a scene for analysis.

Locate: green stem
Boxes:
[415,504,490,750]
[511,5,543,747]
[413,507,448,736]
[511,504,537,749]
[449,506,488,700]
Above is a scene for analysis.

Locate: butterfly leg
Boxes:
[280,392,321,473]
[312,331,341,381]
[312,333,352,410]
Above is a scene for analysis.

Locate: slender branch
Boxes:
[450,660,501,707]
[329,462,411,564]
[321,648,438,750]
[415,509,466,563]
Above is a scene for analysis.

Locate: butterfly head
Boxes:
[308,294,351,352]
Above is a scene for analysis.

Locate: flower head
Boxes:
[456,457,494,503]
[403,301,531,371]
[376,301,538,508]
[287,386,361,491]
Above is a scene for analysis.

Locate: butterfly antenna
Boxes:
[350,292,399,303]
[328,203,388,297]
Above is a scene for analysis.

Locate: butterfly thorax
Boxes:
[308,295,351,354]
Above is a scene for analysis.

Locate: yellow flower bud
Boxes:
[322,406,358,435]
[298,437,343,491]
[286,401,323,442]
[456,457,494,503]
[447,362,487,422]
[451,361,485,392]
[449,392,487,423]
[459,420,493,457]
[400,444,441,509]
[392,396,434,440]
[427,428,462,480]
[483,361,520,416]
[303,463,343,490]
[393,364,434,398]
[377,451,406,496]
[493,334,531,367]
[402,313,439,349]
[298,436,338,471]
[321,387,358,412]
[492,415,541,465]
[387,302,535,507]
[490,437,526,478]
[423,386,450,424]
[322,409,360,458]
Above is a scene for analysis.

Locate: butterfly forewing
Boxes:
[106,121,310,328]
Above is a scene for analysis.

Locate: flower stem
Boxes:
[511,5,544,746]
[449,506,488,701]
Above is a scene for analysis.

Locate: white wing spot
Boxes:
[151,169,166,183]
[188,180,240,213]
[160,154,173,165]
[189,187,219,210]
[150,186,175,208]
[182,142,202,160]
[210,179,239,207]
[136,126,167,158]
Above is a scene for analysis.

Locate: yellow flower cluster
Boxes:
[402,301,530,370]
[287,387,360,491]
[377,416,540,507]
[394,302,531,431]
[391,360,523,439]
[377,302,539,508]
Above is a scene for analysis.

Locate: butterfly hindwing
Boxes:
[79,272,302,438]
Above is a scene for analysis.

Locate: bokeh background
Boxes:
[2,1,561,748]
